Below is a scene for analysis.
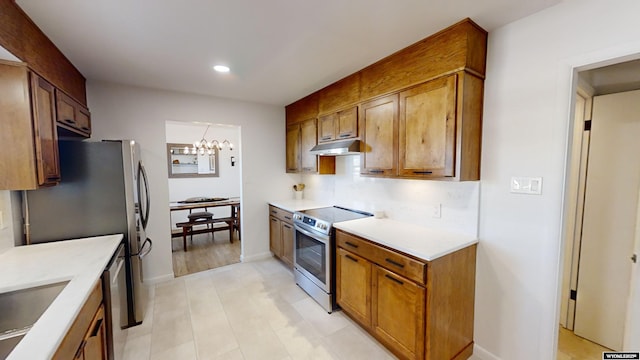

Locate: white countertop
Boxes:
[0,234,123,360]
[334,217,477,261]
[269,199,332,213]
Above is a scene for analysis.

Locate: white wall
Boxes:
[477,0,640,358]
[303,156,479,236]
[86,81,297,282]
[166,122,241,225]
[0,191,15,253]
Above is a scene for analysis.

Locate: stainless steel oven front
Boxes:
[293,223,334,312]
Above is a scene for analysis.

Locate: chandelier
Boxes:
[186,125,234,155]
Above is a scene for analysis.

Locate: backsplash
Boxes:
[302,156,479,236]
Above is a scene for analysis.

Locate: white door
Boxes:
[574,89,640,350]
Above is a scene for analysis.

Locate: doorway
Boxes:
[165,121,242,277]
[558,59,640,356]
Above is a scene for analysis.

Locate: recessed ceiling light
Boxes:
[213,65,230,73]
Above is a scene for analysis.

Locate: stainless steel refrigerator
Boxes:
[25,140,152,328]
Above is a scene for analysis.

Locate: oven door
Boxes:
[294,224,331,292]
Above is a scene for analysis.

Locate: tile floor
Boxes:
[123,257,483,360]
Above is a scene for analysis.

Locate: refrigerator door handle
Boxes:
[138,237,152,259]
[137,161,150,230]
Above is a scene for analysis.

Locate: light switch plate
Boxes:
[510,177,543,195]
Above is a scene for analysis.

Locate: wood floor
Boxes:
[171,230,241,277]
[557,327,611,360]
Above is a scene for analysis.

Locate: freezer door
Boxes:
[26,141,129,243]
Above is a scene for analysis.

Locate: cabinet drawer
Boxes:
[268,205,293,224]
[337,231,426,284]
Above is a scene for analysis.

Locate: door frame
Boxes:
[555,49,640,355]
[559,85,592,330]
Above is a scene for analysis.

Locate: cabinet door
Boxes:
[318,113,337,143]
[372,266,425,360]
[286,124,301,173]
[336,106,358,140]
[56,90,91,137]
[360,94,398,176]
[300,118,318,173]
[269,216,282,256]
[82,304,107,360]
[399,75,457,178]
[336,248,372,327]
[281,222,294,267]
[76,106,91,134]
[31,74,61,186]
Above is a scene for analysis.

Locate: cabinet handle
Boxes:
[90,318,104,337]
[75,340,87,358]
[321,136,332,140]
[271,218,278,222]
[385,274,404,285]
[283,224,292,229]
[271,210,277,214]
[339,134,351,138]
[64,118,75,124]
[284,216,291,220]
[345,241,359,248]
[368,170,384,174]
[345,254,358,262]
[287,168,298,171]
[413,171,433,174]
[385,258,405,268]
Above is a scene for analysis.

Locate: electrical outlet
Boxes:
[432,204,441,218]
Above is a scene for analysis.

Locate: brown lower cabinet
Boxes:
[53,282,107,360]
[336,230,477,360]
[269,205,294,267]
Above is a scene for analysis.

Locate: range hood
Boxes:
[309,139,362,156]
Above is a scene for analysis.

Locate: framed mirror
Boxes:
[167,143,219,178]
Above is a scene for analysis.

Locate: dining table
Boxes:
[169,197,241,246]
[169,197,240,212]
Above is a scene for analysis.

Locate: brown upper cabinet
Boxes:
[286,118,336,174]
[360,95,398,177]
[56,89,92,137]
[285,18,487,181]
[399,74,457,178]
[318,106,358,143]
[0,61,61,189]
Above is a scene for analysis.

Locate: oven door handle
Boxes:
[294,224,330,243]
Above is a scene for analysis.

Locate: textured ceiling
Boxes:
[17,0,562,106]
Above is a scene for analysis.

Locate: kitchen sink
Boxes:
[0,281,69,359]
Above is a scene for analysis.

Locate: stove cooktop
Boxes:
[299,206,373,224]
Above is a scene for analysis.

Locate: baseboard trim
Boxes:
[473,344,501,360]
[240,251,274,262]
